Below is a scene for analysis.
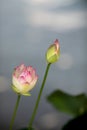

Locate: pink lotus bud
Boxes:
[12,64,38,96]
[46,39,60,63]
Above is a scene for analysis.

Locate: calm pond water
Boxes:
[0,0,87,129]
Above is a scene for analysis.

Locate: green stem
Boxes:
[28,63,51,129]
[9,94,21,130]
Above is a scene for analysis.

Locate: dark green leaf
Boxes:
[47,90,87,116]
[18,127,34,130]
[62,113,87,130]
[18,128,28,130]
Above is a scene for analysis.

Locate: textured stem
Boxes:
[9,94,21,130]
[28,63,51,129]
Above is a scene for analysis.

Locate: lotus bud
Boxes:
[46,39,60,63]
[12,64,38,96]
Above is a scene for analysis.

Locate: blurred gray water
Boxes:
[0,0,87,130]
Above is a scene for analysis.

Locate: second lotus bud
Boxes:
[46,39,60,63]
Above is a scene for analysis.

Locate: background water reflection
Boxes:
[0,0,87,129]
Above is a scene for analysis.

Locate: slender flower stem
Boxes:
[28,63,51,129]
[9,94,21,130]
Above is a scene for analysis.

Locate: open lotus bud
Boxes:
[12,64,38,96]
[46,39,60,63]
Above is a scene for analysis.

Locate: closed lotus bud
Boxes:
[12,64,38,96]
[46,39,60,63]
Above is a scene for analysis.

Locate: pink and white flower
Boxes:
[12,64,38,96]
